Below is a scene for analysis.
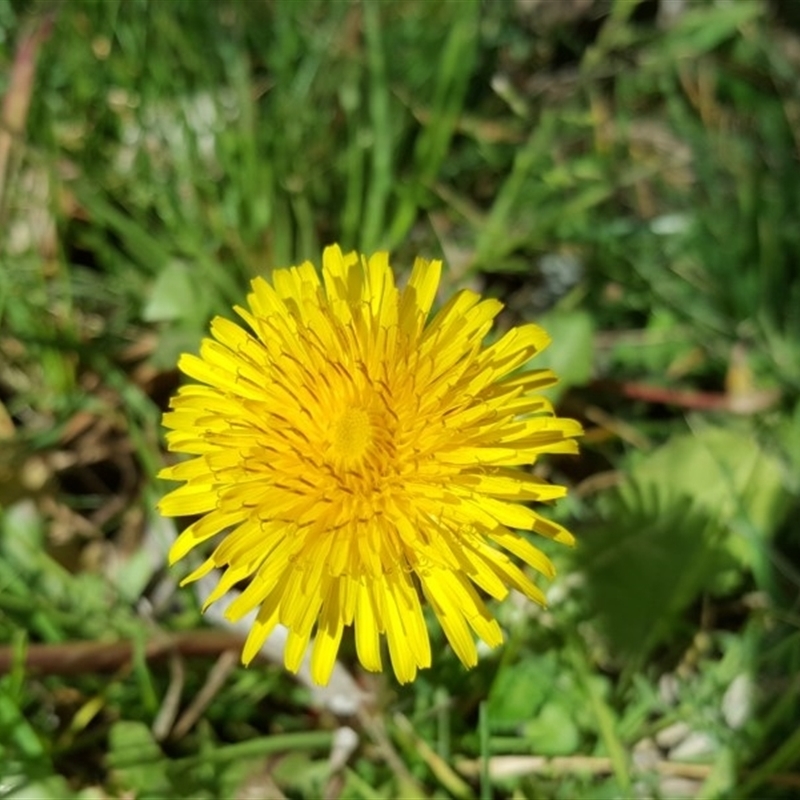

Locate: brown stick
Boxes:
[0,631,246,676]
[589,379,780,414]
[0,11,56,213]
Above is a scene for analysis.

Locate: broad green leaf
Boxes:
[628,425,790,570]
[487,654,556,726]
[523,700,580,756]
[107,721,171,797]
[535,310,594,399]
[143,261,203,323]
[272,753,331,795]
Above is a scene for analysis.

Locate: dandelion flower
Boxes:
[158,244,582,685]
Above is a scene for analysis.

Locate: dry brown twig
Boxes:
[0,11,56,213]
[0,630,247,676]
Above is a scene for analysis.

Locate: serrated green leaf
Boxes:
[581,424,791,663]
[578,482,720,663]
[629,424,790,585]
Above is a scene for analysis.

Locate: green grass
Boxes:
[1,0,799,797]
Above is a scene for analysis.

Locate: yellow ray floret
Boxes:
[158,244,582,685]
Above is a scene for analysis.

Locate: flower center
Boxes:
[331,407,372,465]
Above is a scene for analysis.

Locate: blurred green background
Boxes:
[1,0,799,797]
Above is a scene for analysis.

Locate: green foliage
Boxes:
[580,424,791,665]
[106,720,333,799]
[534,310,595,400]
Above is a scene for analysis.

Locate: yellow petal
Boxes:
[158,243,581,686]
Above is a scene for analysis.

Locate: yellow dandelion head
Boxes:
[158,244,582,685]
